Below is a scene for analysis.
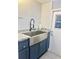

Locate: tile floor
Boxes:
[40,51,61,59]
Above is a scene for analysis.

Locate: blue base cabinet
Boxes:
[46,32,50,50]
[30,39,49,59]
[30,32,50,59]
[19,48,29,59]
[18,39,29,59]
[39,32,50,57]
[18,32,50,59]
[30,43,39,59]
[39,40,46,56]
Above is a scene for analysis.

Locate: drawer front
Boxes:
[18,39,29,51]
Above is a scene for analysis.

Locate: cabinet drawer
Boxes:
[18,39,29,51]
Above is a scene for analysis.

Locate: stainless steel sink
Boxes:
[23,31,46,37]
[22,31,48,46]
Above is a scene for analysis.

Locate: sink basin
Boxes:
[23,31,46,37]
[22,31,48,46]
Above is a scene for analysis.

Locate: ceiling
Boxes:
[36,0,51,3]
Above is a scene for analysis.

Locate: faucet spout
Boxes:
[29,18,35,31]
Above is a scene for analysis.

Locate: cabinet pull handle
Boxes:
[23,46,26,48]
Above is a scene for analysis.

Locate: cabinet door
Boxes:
[46,32,50,49]
[39,40,46,56]
[46,38,49,50]
[30,43,39,59]
[19,48,29,59]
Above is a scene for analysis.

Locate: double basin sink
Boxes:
[22,31,48,46]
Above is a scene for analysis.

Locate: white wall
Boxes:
[53,0,61,9]
[40,2,52,29]
[18,0,41,30]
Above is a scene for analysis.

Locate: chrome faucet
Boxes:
[29,18,35,31]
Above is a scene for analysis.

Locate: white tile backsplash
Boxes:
[18,0,41,30]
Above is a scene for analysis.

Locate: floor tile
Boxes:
[40,51,61,59]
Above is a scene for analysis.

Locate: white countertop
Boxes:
[18,33,30,41]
